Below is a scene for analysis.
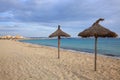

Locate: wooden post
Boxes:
[94,37,98,71]
[58,36,60,59]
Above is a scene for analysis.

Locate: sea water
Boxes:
[20,38,120,57]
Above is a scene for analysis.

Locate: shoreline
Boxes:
[0,40,120,80]
[19,40,120,59]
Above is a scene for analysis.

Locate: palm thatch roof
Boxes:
[78,18,118,71]
[78,18,118,38]
[49,25,70,38]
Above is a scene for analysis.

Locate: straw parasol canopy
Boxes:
[49,25,70,59]
[49,25,70,38]
[78,18,118,71]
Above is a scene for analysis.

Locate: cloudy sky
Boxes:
[0,0,120,37]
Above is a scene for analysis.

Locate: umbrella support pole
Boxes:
[94,37,97,71]
[58,36,60,59]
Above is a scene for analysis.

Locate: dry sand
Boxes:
[0,40,120,80]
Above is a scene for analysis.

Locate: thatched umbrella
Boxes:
[78,18,118,71]
[49,25,70,59]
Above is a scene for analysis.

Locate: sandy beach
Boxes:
[0,40,120,80]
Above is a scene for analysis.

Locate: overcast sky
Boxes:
[0,0,120,37]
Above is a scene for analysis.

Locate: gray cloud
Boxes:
[0,0,120,37]
[0,0,120,22]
